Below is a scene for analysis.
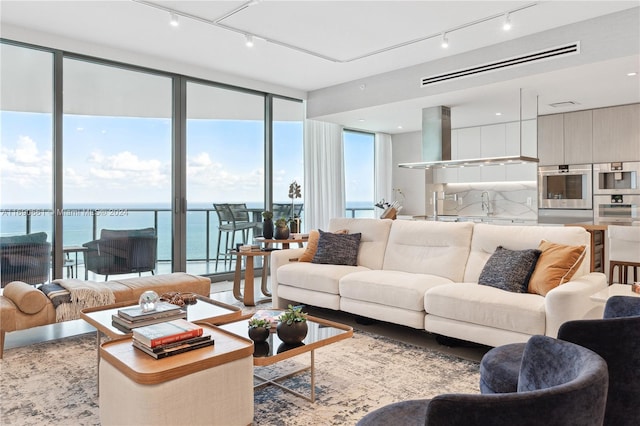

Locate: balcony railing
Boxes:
[1,206,375,278]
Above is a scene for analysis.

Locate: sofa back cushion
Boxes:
[382,221,474,282]
[327,218,393,270]
[464,224,591,283]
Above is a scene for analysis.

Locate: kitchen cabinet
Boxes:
[563,110,593,164]
[592,104,640,162]
[480,124,506,157]
[457,127,481,159]
[537,112,593,166]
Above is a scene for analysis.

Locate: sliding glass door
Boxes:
[185,81,265,275]
[62,58,172,280]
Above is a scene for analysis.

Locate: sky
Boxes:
[0,111,372,208]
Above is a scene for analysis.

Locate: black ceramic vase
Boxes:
[274,225,290,240]
[248,326,270,343]
[276,321,308,345]
[262,219,274,239]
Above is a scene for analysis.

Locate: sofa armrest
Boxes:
[270,248,306,308]
[544,272,607,337]
[2,281,50,314]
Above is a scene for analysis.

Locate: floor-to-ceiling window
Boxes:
[0,43,54,286]
[343,130,375,218]
[62,58,172,280]
[272,97,305,229]
[186,81,265,275]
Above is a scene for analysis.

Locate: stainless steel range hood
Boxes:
[398,105,538,169]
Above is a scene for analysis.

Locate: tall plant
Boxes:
[288,180,301,219]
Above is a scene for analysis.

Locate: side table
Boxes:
[99,323,254,426]
[590,283,640,303]
[233,250,272,306]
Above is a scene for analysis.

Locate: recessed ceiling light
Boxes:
[495,112,502,116]
[441,33,449,49]
[358,119,365,122]
[502,13,512,31]
[397,125,403,129]
[245,35,254,47]
[169,13,179,27]
[627,72,638,76]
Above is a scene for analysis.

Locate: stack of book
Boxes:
[132,318,213,359]
[111,301,187,332]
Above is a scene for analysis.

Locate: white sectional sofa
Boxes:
[271,218,607,348]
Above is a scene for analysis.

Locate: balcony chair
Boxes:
[272,203,303,220]
[213,203,259,270]
[479,295,640,426]
[608,225,640,284]
[82,228,157,281]
[357,335,608,426]
[0,232,51,288]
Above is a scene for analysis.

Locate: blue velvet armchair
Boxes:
[357,335,609,426]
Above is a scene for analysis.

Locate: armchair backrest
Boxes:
[426,335,608,426]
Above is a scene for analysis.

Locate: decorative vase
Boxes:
[289,219,299,234]
[275,225,290,240]
[262,218,274,239]
[248,326,270,343]
[276,321,308,345]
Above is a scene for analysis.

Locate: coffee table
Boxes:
[81,294,242,391]
[220,313,353,402]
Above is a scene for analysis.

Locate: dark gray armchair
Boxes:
[357,335,608,426]
[480,295,640,426]
[0,232,51,287]
[82,228,157,280]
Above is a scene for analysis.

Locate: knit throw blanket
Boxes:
[53,279,115,322]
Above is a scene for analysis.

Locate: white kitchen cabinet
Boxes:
[506,162,537,181]
[481,165,505,182]
[481,124,506,157]
[592,104,640,162]
[458,166,481,182]
[457,127,481,159]
[434,167,458,183]
[506,119,537,157]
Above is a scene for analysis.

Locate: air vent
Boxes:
[421,42,580,86]
[549,101,580,108]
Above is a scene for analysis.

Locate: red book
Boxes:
[132,319,203,348]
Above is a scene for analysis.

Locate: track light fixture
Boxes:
[441,33,449,49]
[169,12,179,27]
[502,12,512,31]
[245,34,254,47]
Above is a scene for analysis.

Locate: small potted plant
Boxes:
[248,317,271,343]
[274,217,290,240]
[276,304,308,344]
[261,210,274,239]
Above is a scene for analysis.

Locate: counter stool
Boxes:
[608,225,640,284]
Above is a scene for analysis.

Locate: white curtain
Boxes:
[303,119,344,231]
[374,132,393,206]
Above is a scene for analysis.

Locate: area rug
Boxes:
[0,330,481,425]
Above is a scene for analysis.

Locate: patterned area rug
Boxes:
[0,329,481,425]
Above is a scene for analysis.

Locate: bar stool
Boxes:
[608,225,640,284]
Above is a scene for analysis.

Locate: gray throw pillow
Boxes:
[312,229,362,266]
[478,246,542,293]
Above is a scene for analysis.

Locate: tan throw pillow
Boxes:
[528,240,587,296]
[298,229,348,262]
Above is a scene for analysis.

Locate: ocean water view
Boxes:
[1,202,376,265]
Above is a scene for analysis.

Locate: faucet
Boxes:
[481,191,492,216]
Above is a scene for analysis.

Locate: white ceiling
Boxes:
[1,1,639,133]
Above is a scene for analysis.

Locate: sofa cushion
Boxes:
[278,262,369,295]
[425,283,546,336]
[464,224,591,283]
[528,240,587,296]
[382,221,474,282]
[478,246,541,293]
[100,227,156,239]
[312,230,361,266]
[3,281,49,314]
[299,229,348,262]
[340,270,453,311]
[328,218,393,270]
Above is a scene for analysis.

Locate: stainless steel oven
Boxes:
[594,194,640,224]
[593,161,640,195]
[538,164,593,209]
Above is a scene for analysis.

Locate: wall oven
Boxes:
[594,194,640,224]
[538,164,593,210]
[593,161,640,195]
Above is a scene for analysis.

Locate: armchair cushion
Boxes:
[3,281,48,314]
